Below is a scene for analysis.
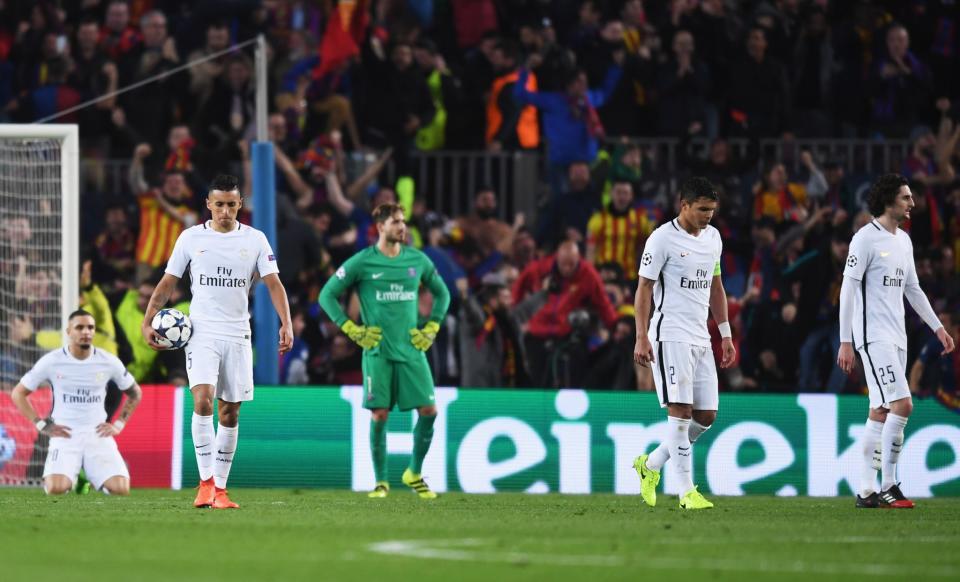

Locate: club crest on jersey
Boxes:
[641,252,653,266]
[408,267,416,277]
[239,248,249,259]
[846,255,858,268]
[95,372,106,382]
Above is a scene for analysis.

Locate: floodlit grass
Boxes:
[1,488,958,581]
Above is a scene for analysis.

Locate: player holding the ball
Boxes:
[141,174,293,509]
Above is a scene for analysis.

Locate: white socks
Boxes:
[881,413,908,490]
[859,419,883,497]
[191,413,215,481]
[646,418,707,495]
[688,419,710,444]
[214,424,239,489]
[648,417,696,493]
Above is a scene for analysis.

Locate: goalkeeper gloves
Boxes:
[409,321,440,352]
[341,320,382,350]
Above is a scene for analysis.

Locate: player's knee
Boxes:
[371,409,390,422]
[104,482,130,496]
[693,410,716,427]
[891,398,913,417]
[194,400,214,416]
[418,406,437,417]
[44,482,71,495]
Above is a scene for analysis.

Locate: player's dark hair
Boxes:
[372,203,403,224]
[68,309,94,322]
[867,173,908,217]
[679,177,718,204]
[208,174,240,195]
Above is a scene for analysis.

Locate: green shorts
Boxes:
[361,352,436,411]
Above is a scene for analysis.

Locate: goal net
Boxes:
[0,125,78,487]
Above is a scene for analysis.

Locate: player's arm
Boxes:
[838,236,867,373]
[10,383,71,438]
[318,260,381,349]
[410,264,451,352]
[633,277,656,366]
[710,273,736,369]
[141,273,181,351]
[262,273,294,354]
[904,250,955,355]
[837,275,858,374]
[96,381,142,437]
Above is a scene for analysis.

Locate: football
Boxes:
[150,308,193,350]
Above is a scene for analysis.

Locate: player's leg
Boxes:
[208,340,253,509]
[186,337,220,506]
[856,407,885,508]
[690,344,719,445]
[399,357,439,499]
[864,343,914,508]
[99,476,130,496]
[368,407,391,497]
[42,436,82,495]
[363,353,395,496]
[43,475,74,495]
[83,433,130,496]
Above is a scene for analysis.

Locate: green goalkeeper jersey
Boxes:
[318,245,451,361]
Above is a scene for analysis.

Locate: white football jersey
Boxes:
[165,221,279,339]
[20,347,135,430]
[843,219,916,350]
[638,219,722,347]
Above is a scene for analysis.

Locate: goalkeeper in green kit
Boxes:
[319,203,450,499]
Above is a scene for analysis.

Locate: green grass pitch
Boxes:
[1,488,958,582]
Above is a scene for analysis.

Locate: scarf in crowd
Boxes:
[568,94,605,141]
[165,138,195,171]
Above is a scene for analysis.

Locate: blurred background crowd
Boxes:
[1,0,960,406]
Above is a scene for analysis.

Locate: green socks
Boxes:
[410,414,437,474]
[370,419,387,482]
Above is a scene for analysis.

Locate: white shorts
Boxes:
[858,342,909,409]
[652,341,718,410]
[43,431,128,490]
[185,333,254,402]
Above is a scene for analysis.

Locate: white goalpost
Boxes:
[0,124,79,486]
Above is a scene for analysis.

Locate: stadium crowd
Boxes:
[2,0,960,402]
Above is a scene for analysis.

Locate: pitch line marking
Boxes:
[366,538,958,577]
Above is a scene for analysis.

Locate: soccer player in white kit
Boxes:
[11,309,142,495]
[141,174,293,509]
[837,173,954,509]
[631,177,736,510]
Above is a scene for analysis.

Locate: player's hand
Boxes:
[141,322,166,351]
[45,423,72,438]
[720,337,737,369]
[278,323,294,354]
[410,321,440,351]
[342,321,382,350]
[96,422,121,437]
[634,335,654,367]
[936,326,956,355]
[837,341,856,374]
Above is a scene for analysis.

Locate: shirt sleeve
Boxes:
[318,253,361,327]
[110,356,136,390]
[256,231,280,278]
[637,230,667,281]
[19,355,50,391]
[842,233,869,281]
[714,231,723,276]
[164,230,191,278]
[422,254,450,324]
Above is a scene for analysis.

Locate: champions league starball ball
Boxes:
[150,308,193,350]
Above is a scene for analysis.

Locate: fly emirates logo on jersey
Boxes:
[63,387,103,405]
[375,283,416,303]
[198,266,247,288]
[680,268,711,290]
[883,267,905,288]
